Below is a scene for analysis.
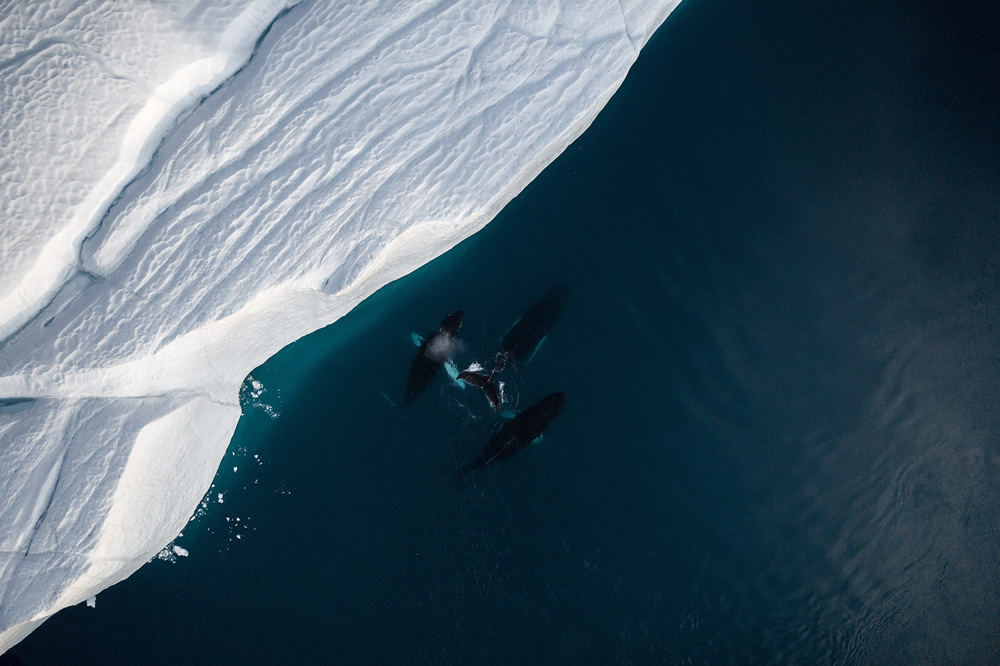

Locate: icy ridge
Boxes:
[0,0,681,651]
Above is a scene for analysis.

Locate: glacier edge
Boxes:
[0,0,682,651]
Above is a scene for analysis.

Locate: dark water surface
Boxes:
[15,0,1000,663]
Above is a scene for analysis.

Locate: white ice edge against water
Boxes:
[0,0,682,652]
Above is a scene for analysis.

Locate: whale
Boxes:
[463,392,567,472]
[402,310,463,405]
[501,283,570,363]
[457,352,508,412]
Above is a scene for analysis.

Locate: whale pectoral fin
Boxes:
[532,434,544,444]
[500,315,523,342]
[526,335,548,365]
[410,332,424,347]
[444,361,465,387]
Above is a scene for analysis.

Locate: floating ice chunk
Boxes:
[86,596,96,609]
[172,545,189,558]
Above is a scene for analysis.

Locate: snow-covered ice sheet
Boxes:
[0,0,681,650]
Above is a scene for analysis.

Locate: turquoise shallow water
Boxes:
[12,0,1000,663]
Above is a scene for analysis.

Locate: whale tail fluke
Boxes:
[457,351,509,412]
[457,370,501,412]
[456,369,490,388]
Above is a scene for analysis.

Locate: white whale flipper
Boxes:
[525,335,548,365]
[444,361,465,387]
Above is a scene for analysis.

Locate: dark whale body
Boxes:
[464,392,567,472]
[403,310,463,405]
[501,283,570,362]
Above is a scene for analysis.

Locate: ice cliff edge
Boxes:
[0,0,681,651]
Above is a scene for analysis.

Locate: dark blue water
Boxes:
[13,0,1000,663]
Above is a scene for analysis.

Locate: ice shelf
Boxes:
[0,0,682,650]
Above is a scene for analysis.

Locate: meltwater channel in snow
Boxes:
[0,0,683,651]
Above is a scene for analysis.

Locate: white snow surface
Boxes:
[0,0,681,650]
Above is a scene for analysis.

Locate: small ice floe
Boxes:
[240,375,281,419]
[246,376,265,399]
[86,596,96,609]
[172,545,189,557]
[191,495,209,520]
[217,492,224,504]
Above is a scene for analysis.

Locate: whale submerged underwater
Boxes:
[462,392,568,473]
[500,283,571,364]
